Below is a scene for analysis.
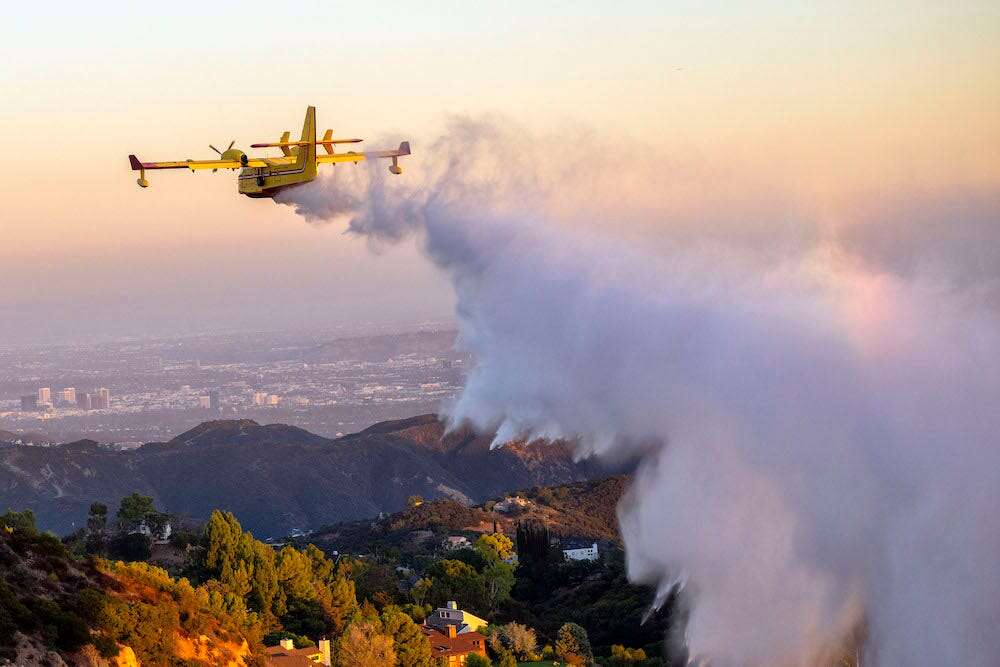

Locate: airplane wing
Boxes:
[316,152,366,165]
[128,154,268,171]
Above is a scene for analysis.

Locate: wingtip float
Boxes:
[128,106,410,198]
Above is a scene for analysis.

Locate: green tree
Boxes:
[556,622,594,665]
[475,533,514,562]
[282,596,326,638]
[0,508,36,534]
[426,559,485,612]
[277,546,316,601]
[481,562,514,612]
[325,574,359,635]
[101,595,180,664]
[608,644,648,665]
[495,647,517,667]
[410,577,433,607]
[116,492,156,530]
[109,532,152,562]
[249,540,280,616]
[203,510,256,598]
[355,561,399,606]
[466,653,492,667]
[501,622,537,661]
[87,503,108,533]
[334,620,396,667]
[305,543,335,584]
[381,605,435,667]
[406,495,424,508]
[514,519,549,563]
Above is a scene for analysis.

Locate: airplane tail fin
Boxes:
[297,106,317,179]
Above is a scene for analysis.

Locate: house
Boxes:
[442,535,471,551]
[425,600,488,635]
[422,623,488,666]
[494,496,532,513]
[265,638,331,666]
[129,518,172,544]
[562,540,599,561]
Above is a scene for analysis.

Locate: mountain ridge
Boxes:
[0,414,612,537]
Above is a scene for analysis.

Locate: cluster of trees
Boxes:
[77,492,174,562]
[194,510,453,667]
[416,533,516,615]
[476,620,599,666]
[330,603,437,667]
[194,510,358,639]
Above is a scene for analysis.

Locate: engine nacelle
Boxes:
[220,148,246,166]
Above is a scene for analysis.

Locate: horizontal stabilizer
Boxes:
[250,138,362,148]
[363,141,412,159]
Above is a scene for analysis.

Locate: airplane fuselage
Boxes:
[237,164,313,198]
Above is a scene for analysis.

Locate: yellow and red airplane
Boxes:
[128,106,409,198]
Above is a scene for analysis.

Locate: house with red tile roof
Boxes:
[422,623,488,666]
[265,638,331,666]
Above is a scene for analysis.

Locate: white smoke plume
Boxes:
[280,117,1000,666]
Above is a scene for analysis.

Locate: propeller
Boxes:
[209,141,236,172]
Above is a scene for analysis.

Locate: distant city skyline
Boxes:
[0,327,464,444]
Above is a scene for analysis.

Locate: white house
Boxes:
[494,496,532,514]
[130,519,172,544]
[562,541,599,562]
[442,535,471,550]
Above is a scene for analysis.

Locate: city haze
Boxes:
[0,326,465,444]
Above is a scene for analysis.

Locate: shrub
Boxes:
[109,533,152,562]
[91,634,120,658]
[466,653,492,667]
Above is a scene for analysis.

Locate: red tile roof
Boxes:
[421,625,488,658]
[265,644,318,666]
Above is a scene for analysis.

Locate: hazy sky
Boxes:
[1,2,997,343]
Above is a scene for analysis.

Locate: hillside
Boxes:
[0,415,613,537]
[0,511,258,665]
[304,475,631,555]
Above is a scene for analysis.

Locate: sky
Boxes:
[1,1,997,343]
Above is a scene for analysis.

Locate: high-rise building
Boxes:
[209,390,221,411]
[92,388,110,410]
[37,387,51,405]
[20,395,37,411]
[252,391,268,406]
[58,387,76,404]
[77,393,93,410]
